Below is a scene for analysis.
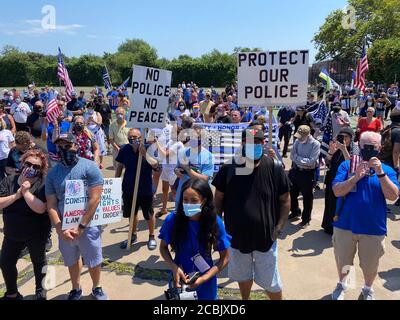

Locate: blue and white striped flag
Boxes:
[200,123,279,172]
[320,112,333,158]
[103,66,112,90]
[310,100,329,124]
[119,77,130,89]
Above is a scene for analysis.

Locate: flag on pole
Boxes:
[118,77,130,89]
[46,98,61,123]
[320,112,333,158]
[319,68,342,95]
[103,66,112,90]
[57,47,75,102]
[310,100,329,124]
[351,71,356,90]
[354,42,369,94]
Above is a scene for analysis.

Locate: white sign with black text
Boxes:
[128,65,172,129]
[62,178,122,230]
[237,50,309,106]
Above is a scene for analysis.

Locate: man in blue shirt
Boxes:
[115,128,160,250]
[331,131,399,300]
[174,125,214,207]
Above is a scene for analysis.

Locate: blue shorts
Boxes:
[228,242,282,293]
[58,226,103,268]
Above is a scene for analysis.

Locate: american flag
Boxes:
[46,98,61,123]
[320,112,333,158]
[350,154,362,174]
[103,66,112,90]
[354,42,369,94]
[57,47,75,102]
[200,123,279,172]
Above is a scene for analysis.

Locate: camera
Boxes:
[165,285,198,301]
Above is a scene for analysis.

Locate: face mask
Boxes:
[361,146,379,161]
[23,166,39,179]
[117,114,124,122]
[74,124,84,133]
[129,138,140,145]
[183,203,202,217]
[367,101,373,107]
[218,111,224,117]
[58,148,79,167]
[88,109,94,115]
[245,144,263,161]
[179,106,185,111]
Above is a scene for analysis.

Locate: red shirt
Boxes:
[358,117,382,136]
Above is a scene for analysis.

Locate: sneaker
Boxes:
[361,287,375,300]
[34,288,47,301]
[156,210,168,218]
[92,287,108,301]
[148,238,157,251]
[120,234,137,249]
[67,288,83,301]
[0,292,23,300]
[288,211,301,221]
[332,283,346,300]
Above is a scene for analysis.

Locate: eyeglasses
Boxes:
[24,161,41,171]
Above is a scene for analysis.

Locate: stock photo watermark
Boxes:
[341,5,356,30]
[41,5,56,31]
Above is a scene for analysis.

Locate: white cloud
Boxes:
[2,20,85,36]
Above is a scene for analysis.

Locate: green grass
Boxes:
[218,288,268,301]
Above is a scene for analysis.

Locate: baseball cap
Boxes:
[294,125,311,139]
[296,105,306,112]
[242,128,265,142]
[71,91,77,97]
[54,132,76,144]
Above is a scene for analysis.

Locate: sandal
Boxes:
[156,210,168,218]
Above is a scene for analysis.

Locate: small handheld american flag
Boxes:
[349,154,362,174]
[46,99,61,123]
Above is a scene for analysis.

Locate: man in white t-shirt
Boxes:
[0,124,15,179]
[10,98,32,132]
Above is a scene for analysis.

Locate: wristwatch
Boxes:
[78,223,87,230]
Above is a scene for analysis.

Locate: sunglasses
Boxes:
[24,161,41,171]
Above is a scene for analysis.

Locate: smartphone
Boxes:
[337,135,344,144]
[187,272,201,285]
[363,144,376,161]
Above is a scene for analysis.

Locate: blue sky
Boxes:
[0,0,348,62]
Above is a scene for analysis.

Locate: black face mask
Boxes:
[74,124,84,133]
[58,148,79,167]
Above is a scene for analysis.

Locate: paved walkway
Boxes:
[1,150,400,300]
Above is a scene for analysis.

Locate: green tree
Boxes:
[368,38,400,84]
[313,0,400,61]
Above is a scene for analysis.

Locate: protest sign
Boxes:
[62,178,122,230]
[237,50,309,106]
[128,65,172,129]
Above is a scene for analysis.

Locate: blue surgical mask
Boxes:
[245,144,263,161]
[183,203,202,217]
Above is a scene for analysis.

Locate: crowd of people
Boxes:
[0,80,399,301]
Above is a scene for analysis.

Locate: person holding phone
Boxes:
[322,127,358,235]
[331,131,399,300]
[159,178,231,300]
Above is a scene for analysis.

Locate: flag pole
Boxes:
[268,106,273,149]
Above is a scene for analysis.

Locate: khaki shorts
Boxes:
[332,227,385,277]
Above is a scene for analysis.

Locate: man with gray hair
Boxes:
[331,131,399,300]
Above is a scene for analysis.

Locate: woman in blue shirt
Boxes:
[159,178,231,300]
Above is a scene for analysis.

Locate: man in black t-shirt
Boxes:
[213,128,291,301]
[277,106,296,158]
[293,106,315,136]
